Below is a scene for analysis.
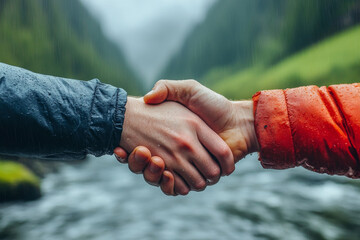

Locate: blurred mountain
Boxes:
[160,0,360,86]
[0,0,141,94]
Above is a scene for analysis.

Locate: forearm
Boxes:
[252,84,360,178]
[0,63,127,160]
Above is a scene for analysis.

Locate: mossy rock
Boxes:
[0,161,41,202]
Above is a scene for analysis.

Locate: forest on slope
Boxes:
[0,0,141,94]
[0,0,141,202]
[215,26,360,99]
[161,0,360,98]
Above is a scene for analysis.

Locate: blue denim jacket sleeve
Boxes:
[0,63,127,160]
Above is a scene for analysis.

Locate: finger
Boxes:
[173,172,190,196]
[128,146,152,174]
[188,142,221,185]
[197,123,235,176]
[143,156,165,186]
[160,170,175,196]
[114,147,129,163]
[173,160,206,192]
[144,79,198,105]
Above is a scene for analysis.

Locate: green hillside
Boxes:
[213,25,360,99]
[161,0,360,82]
[0,0,141,94]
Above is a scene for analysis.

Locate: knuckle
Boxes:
[206,167,221,181]
[178,187,190,196]
[144,175,159,186]
[156,79,167,87]
[129,165,141,174]
[160,185,173,196]
[193,179,206,192]
[218,145,233,160]
[185,79,198,86]
[174,134,193,152]
[184,116,200,129]
[226,164,236,176]
[145,179,159,187]
[163,190,174,196]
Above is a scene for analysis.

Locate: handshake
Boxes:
[114,80,259,196]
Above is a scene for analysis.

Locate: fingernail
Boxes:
[149,163,161,173]
[115,155,127,164]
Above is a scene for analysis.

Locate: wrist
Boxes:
[120,96,141,150]
[231,100,259,154]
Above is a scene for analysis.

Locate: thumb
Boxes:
[144,80,197,105]
[143,81,169,104]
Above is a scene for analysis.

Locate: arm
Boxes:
[147,81,360,177]
[0,63,233,195]
[0,63,126,160]
[115,80,259,195]
[253,84,360,178]
[119,81,360,195]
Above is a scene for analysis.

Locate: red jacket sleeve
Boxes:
[252,83,360,178]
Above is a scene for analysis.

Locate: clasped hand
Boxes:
[114,80,259,196]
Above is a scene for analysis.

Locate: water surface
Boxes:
[1,154,360,240]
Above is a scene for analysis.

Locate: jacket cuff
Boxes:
[87,80,127,156]
[110,87,127,154]
[252,90,296,169]
[328,83,360,163]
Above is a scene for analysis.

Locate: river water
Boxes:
[1,154,360,240]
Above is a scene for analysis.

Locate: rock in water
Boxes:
[0,161,41,202]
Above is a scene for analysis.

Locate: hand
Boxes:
[144,80,259,160]
[115,80,259,196]
[118,97,234,195]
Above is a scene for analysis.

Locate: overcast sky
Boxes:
[81,0,215,88]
